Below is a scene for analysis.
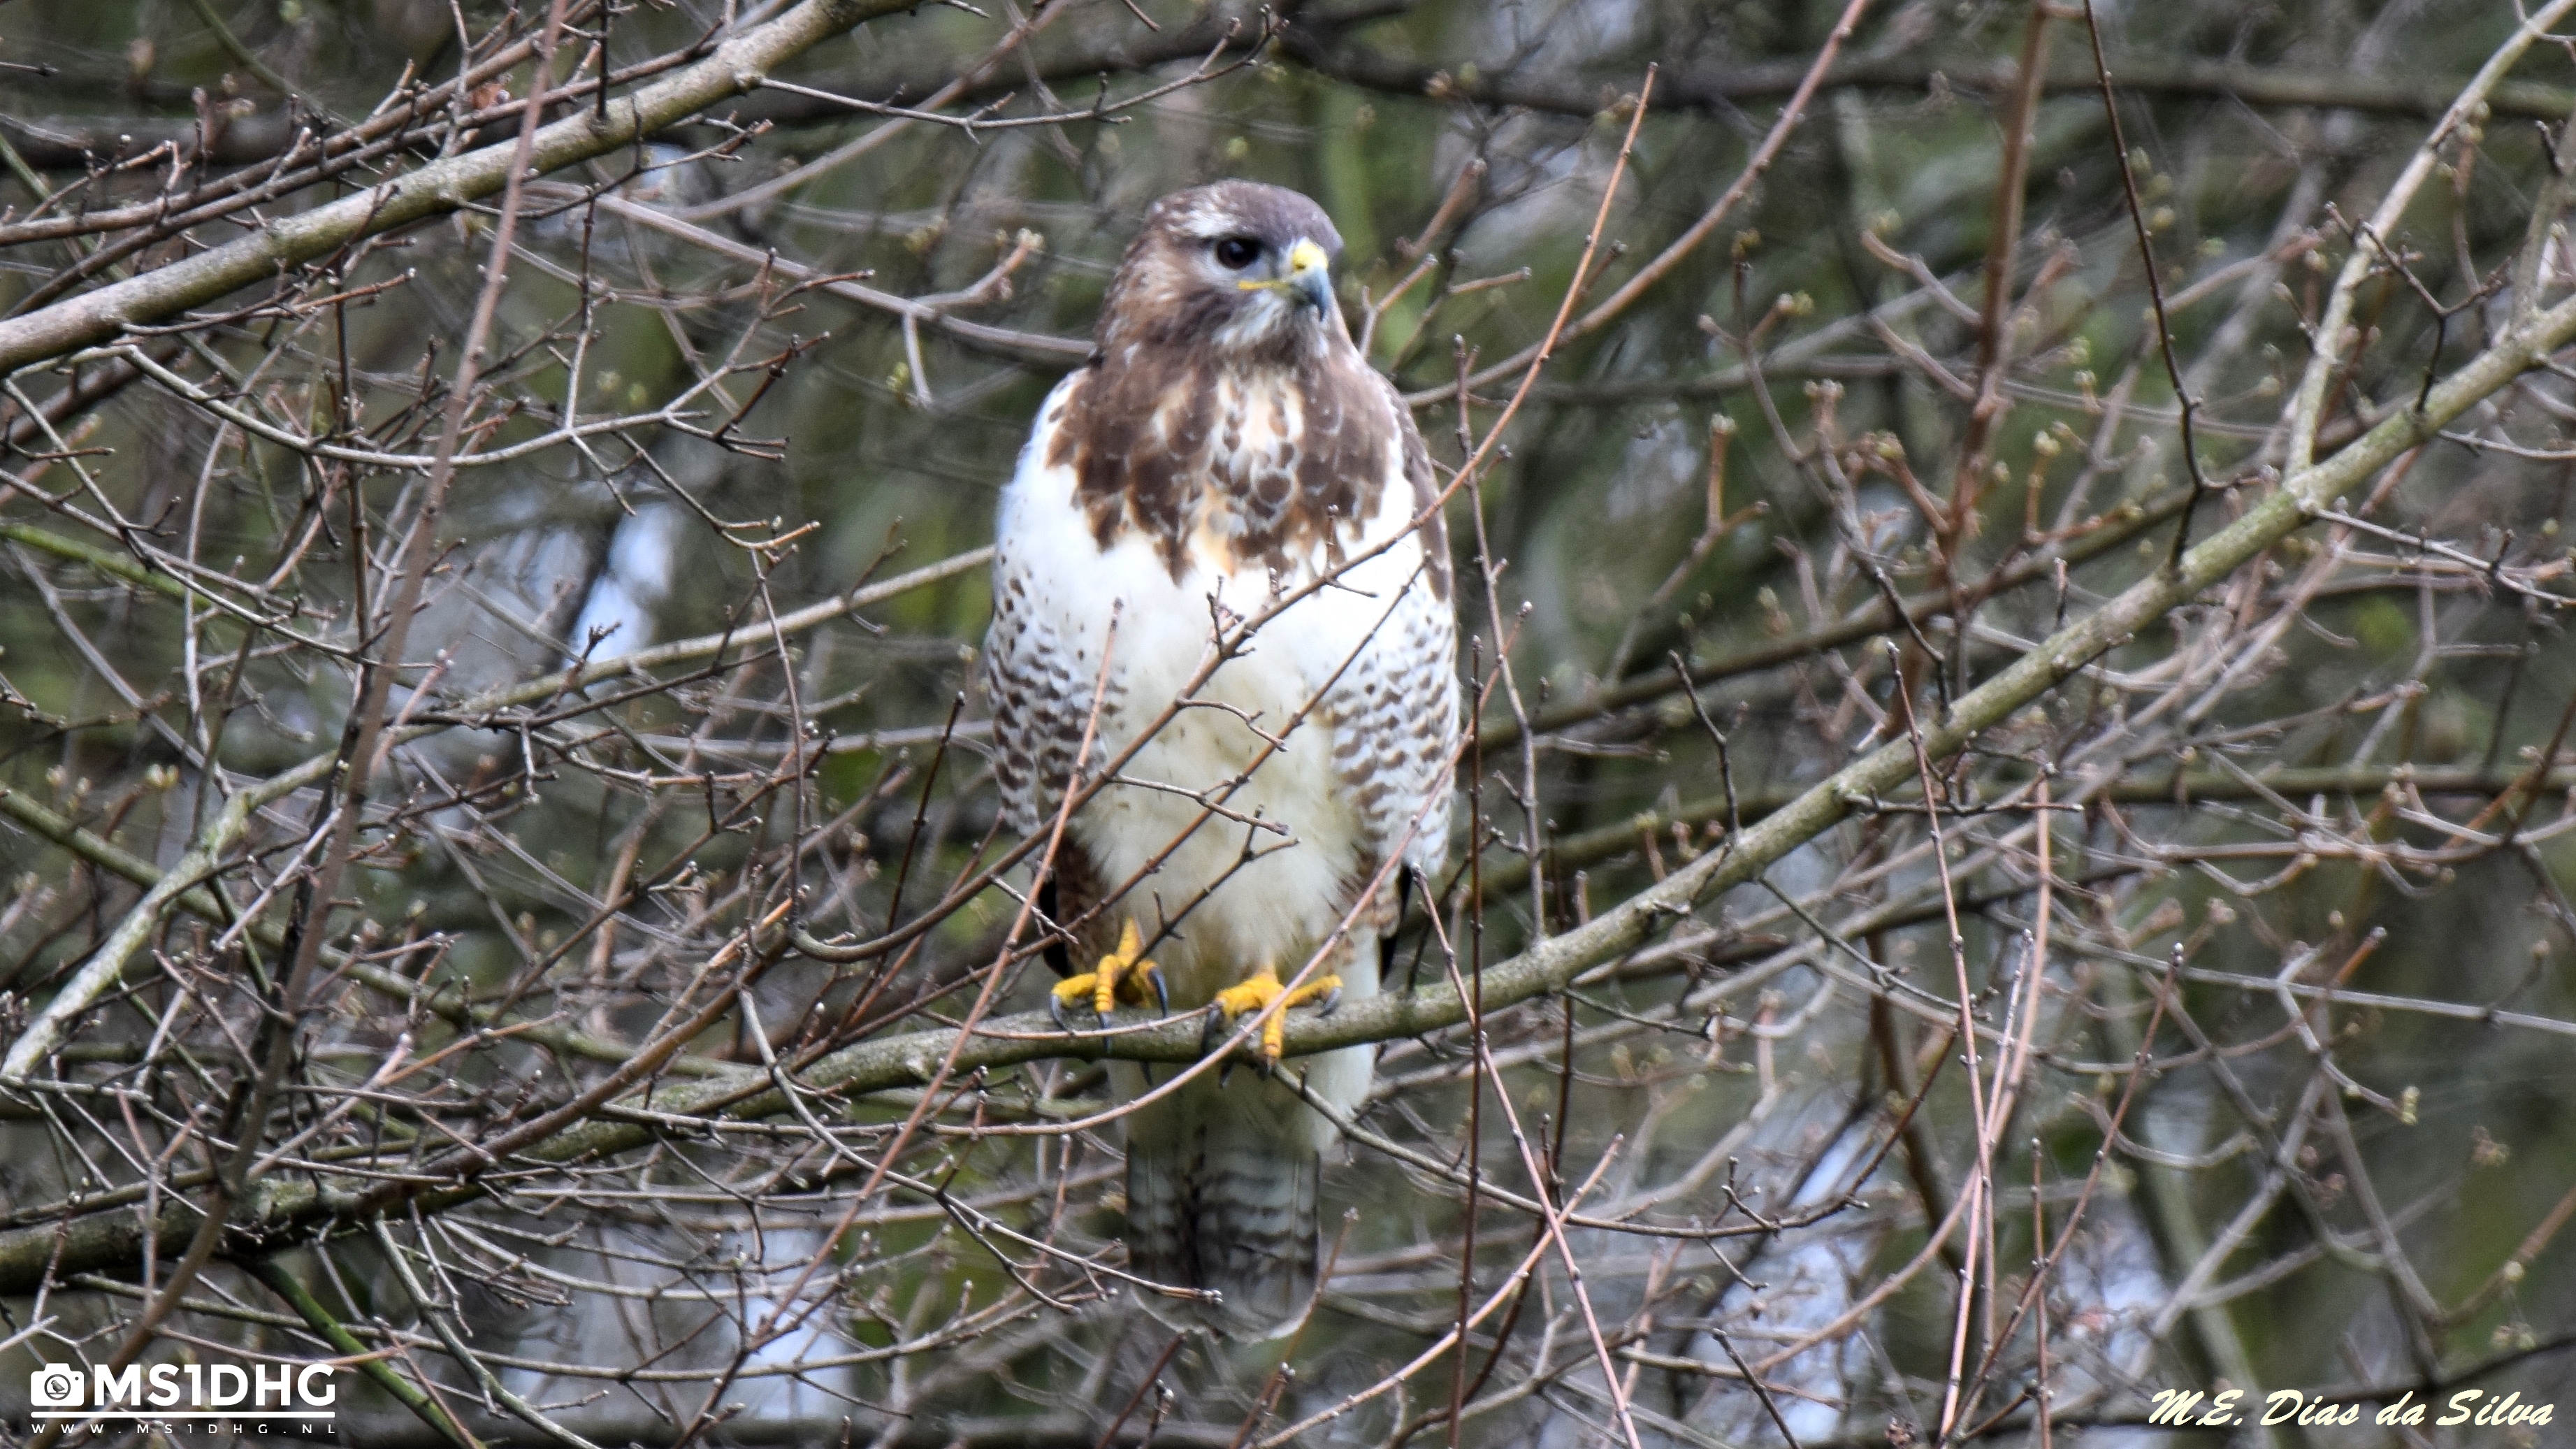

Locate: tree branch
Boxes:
[0,0,920,375]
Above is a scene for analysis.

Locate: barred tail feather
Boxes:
[1124,1073,1323,1340]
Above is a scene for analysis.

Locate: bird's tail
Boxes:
[1123,1069,1322,1340]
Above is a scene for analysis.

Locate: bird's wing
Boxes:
[983,373,1122,976]
[984,372,1104,844]
[1317,373,1458,930]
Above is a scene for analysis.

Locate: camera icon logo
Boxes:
[29,1364,84,1408]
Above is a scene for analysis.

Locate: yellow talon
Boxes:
[1050,919,1165,1028]
[1208,969,1343,1062]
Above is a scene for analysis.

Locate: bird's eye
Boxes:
[1212,236,1262,270]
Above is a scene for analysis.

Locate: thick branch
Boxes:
[1481,763,2576,899]
[1482,484,2192,749]
[0,0,917,375]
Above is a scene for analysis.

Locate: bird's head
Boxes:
[1097,181,1347,363]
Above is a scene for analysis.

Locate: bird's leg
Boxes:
[1050,919,1167,1030]
[1203,963,1343,1063]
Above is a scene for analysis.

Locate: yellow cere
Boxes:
[1238,239,1332,291]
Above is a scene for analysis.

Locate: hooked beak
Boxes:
[1284,238,1333,315]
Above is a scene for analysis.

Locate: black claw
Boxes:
[1315,985,1342,1017]
[1052,991,1109,1033]
[1148,970,1169,1017]
[1201,1005,1247,1086]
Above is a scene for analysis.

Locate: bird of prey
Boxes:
[983,181,1458,1339]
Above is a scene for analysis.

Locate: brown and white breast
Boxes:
[984,368,1452,1007]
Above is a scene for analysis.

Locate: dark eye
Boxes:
[1212,236,1262,270]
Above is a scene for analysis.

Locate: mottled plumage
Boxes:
[983,182,1457,1338]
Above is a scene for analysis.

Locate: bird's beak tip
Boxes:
[1286,238,1333,315]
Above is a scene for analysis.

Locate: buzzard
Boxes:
[984,181,1458,1339]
